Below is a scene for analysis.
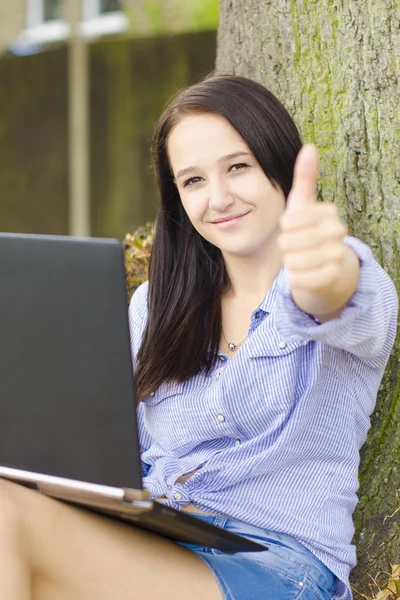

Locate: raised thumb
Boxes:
[286,144,319,212]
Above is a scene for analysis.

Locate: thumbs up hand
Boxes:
[278,145,359,321]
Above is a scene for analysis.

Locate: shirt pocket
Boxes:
[247,326,309,359]
[246,327,310,397]
[143,382,185,406]
[142,382,194,453]
[230,329,311,439]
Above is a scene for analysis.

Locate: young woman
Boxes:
[0,74,397,600]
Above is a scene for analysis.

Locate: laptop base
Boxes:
[0,467,266,554]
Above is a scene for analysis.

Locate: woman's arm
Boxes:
[277,145,398,360]
[275,236,398,361]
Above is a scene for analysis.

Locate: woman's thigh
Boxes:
[0,480,223,600]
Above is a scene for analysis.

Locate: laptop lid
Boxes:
[0,233,143,491]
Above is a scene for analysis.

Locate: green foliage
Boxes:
[177,0,219,31]
[141,0,166,33]
[126,0,219,36]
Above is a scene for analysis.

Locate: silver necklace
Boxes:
[222,327,248,351]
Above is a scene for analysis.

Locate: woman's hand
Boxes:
[278,144,360,321]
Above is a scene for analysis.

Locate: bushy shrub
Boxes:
[123,222,154,301]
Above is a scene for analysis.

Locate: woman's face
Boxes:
[167,112,286,260]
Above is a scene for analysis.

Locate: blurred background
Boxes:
[0,0,218,238]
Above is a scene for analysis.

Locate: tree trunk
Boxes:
[217,0,400,595]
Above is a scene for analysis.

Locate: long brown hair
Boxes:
[135,74,302,401]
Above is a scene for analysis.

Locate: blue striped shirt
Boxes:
[128,237,398,600]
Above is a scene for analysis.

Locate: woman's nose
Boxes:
[208,178,233,211]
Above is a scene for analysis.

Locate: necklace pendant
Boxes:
[228,342,236,351]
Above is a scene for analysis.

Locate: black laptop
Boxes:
[0,232,265,554]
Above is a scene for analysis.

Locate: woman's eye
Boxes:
[229,163,250,172]
[183,177,202,188]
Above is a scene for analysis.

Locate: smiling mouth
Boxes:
[212,212,249,224]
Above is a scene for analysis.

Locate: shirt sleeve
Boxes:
[128,280,149,370]
[274,236,398,361]
[137,402,152,477]
[128,281,153,477]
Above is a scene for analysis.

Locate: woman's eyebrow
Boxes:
[175,151,252,179]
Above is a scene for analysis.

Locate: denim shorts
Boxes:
[179,513,337,600]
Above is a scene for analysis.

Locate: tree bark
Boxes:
[217,1,400,595]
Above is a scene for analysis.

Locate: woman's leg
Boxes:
[0,479,223,600]
[0,485,30,600]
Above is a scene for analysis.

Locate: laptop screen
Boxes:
[0,233,143,490]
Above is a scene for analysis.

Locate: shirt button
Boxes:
[220,356,227,362]
[254,310,261,319]
[217,414,225,422]
[235,439,241,446]
[278,341,287,349]
[168,485,172,490]
[215,371,221,380]
[149,391,155,397]
[174,492,183,500]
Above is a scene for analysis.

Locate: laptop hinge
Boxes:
[37,482,152,514]
[123,488,150,502]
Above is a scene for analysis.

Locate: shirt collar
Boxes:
[208,266,286,357]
